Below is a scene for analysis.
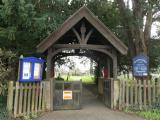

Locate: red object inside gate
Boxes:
[103,67,108,79]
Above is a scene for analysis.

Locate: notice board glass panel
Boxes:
[34,63,42,79]
[22,62,32,80]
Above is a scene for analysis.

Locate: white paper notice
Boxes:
[34,63,41,79]
[22,62,31,79]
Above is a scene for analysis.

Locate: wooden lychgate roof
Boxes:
[37,6,128,55]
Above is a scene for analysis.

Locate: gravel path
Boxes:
[37,86,146,120]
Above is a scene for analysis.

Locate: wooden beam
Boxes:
[46,48,52,80]
[72,28,81,44]
[37,6,128,55]
[80,22,86,43]
[53,53,100,63]
[84,29,94,44]
[107,59,111,78]
[53,44,111,49]
[50,45,116,62]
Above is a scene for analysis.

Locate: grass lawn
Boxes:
[60,75,95,84]
[124,109,160,120]
[138,110,160,120]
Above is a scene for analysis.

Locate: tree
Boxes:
[116,0,160,57]
[0,0,37,53]
[0,0,160,77]
[0,48,16,95]
[149,39,160,69]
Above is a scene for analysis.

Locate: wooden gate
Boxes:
[103,78,114,108]
[53,80,82,110]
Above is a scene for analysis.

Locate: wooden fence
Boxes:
[119,79,160,110]
[7,81,46,118]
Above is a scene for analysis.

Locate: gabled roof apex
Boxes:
[37,6,128,55]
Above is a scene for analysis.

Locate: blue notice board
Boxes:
[19,57,45,82]
[133,54,149,77]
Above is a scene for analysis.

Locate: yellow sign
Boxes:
[63,91,72,100]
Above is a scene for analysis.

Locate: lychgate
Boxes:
[37,6,128,111]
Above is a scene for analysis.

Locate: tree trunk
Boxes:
[116,0,153,57]
[116,0,136,58]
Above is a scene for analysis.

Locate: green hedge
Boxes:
[0,107,11,120]
[0,96,11,120]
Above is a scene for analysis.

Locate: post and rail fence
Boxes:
[7,81,46,118]
[119,79,160,110]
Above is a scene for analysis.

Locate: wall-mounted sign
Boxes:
[19,57,45,82]
[63,91,72,100]
[133,54,149,77]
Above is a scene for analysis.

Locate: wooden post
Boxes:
[7,81,14,112]
[23,83,27,114]
[113,56,117,79]
[138,80,142,110]
[130,80,133,106]
[14,82,19,117]
[27,83,32,115]
[143,80,146,109]
[111,78,114,109]
[46,55,52,80]
[152,80,156,105]
[46,48,55,110]
[35,83,39,112]
[38,82,43,111]
[107,59,111,78]
[119,80,122,110]
[44,81,51,110]
[50,77,54,111]
[157,79,160,101]
[122,80,125,109]
[126,81,129,108]
[134,80,138,106]
[113,79,120,109]
[46,48,54,80]
[42,82,45,111]
[112,53,117,109]
[148,80,151,107]
[31,83,36,112]
[19,83,23,115]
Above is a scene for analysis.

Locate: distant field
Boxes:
[61,75,95,84]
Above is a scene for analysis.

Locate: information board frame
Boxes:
[19,57,45,83]
[133,54,149,77]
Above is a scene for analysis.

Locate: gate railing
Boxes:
[103,78,114,109]
[54,80,82,110]
[7,81,46,118]
[119,79,160,110]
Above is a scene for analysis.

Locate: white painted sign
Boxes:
[63,91,72,100]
